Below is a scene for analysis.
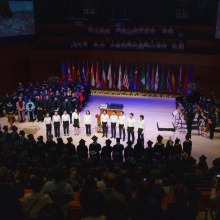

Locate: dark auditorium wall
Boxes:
[28,50,220,97]
[0,44,31,94]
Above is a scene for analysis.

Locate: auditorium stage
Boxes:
[1,94,219,167]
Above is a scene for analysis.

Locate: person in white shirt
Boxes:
[127,113,135,143]
[44,112,52,138]
[100,110,109,138]
[137,115,145,141]
[72,108,80,135]
[110,111,118,139]
[52,110,61,138]
[62,111,70,136]
[84,110,92,136]
[118,111,126,141]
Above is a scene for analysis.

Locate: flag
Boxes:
[133,65,138,90]
[155,64,159,92]
[95,62,99,88]
[117,65,122,90]
[171,67,175,92]
[129,64,133,90]
[146,64,150,91]
[86,61,90,83]
[151,65,155,91]
[102,62,106,89]
[140,64,145,90]
[167,65,171,92]
[123,66,129,90]
[187,65,193,94]
[61,60,66,82]
[107,63,112,89]
[160,64,165,92]
[81,62,86,83]
[91,62,95,87]
[67,60,71,81]
[77,62,81,83]
[178,65,183,93]
[72,61,76,82]
[113,71,116,89]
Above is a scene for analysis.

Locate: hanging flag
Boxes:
[72,61,76,82]
[61,60,66,82]
[129,64,133,90]
[123,65,129,90]
[95,62,99,88]
[102,62,106,89]
[178,65,183,93]
[67,60,71,81]
[160,64,165,92]
[155,64,159,92]
[86,61,90,83]
[140,64,145,90]
[113,71,116,89]
[77,62,81,83]
[145,64,149,91]
[107,63,112,89]
[171,66,175,92]
[151,65,155,92]
[133,65,138,90]
[167,65,171,93]
[91,62,95,87]
[81,62,86,83]
[117,65,122,90]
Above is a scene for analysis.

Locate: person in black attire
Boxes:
[6,100,14,115]
[134,138,144,161]
[172,138,182,157]
[143,140,154,163]
[35,96,44,122]
[89,135,101,159]
[56,137,65,155]
[186,108,195,139]
[153,135,164,160]
[209,113,217,139]
[43,95,52,117]
[61,97,72,121]
[112,138,124,163]
[51,97,61,116]
[183,134,192,156]
[164,140,173,160]
[2,125,11,144]
[124,141,134,162]
[101,139,113,160]
[45,134,56,156]
[11,125,20,143]
[77,139,88,160]
[66,137,76,157]
[19,130,27,148]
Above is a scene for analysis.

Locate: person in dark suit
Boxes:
[154,135,164,160]
[124,141,134,162]
[134,138,144,161]
[183,134,192,156]
[89,135,101,159]
[101,139,113,160]
[66,137,76,157]
[77,139,88,160]
[112,138,124,163]
[143,140,154,163]
[209,114,217,139]
[186,108,195,139]
[10,125,19,143]
[35,96,44,122]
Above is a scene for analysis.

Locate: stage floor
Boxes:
[1,94,219,167]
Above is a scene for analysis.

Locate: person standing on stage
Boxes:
[44,112,52,138]
[16,97,26,122]
[118,111,126,141]
[72,108,80,135]
[26,99,35,122]
[209,114,216,139]
[101,110,109,138]
[84,110,92,136]
[137,115,145,141]
[127,113,135,143]
[52,110,61,138]
[35,96,44,122]
[62,111,70,136]
[186,108,195,139]
[110,111,118,139]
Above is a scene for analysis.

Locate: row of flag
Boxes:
[61,60,193,94]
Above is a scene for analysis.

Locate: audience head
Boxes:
[0,166,8,183]
[30,175,44,193]
[103,172,117,188]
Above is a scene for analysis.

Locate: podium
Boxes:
[96,107,124,126]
